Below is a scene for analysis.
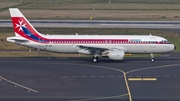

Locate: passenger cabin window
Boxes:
[161,40,170,44]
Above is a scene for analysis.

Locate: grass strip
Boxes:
[0,3,29,12]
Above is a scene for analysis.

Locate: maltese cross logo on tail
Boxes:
[15,20,26,32]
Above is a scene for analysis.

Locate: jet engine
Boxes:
[107,49,125,60]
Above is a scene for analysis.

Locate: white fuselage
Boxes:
[7,34,175,54]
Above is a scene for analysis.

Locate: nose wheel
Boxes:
[151,58,155,62]
[150,53,155,62]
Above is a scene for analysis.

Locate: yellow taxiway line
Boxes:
[143,78,157,81]
[128,78,157,81]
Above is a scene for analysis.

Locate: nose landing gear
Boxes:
[150,53,155,62]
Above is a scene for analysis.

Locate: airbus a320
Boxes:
[7,8,176,62]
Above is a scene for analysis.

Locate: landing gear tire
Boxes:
[151,58,155,62]
[92,56,98,63]
[150,53,155,62]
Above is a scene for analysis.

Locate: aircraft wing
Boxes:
[78,45,108,51]
[76,45,127,54]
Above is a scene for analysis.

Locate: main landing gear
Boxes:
[92,53,99,63]
[150,53,155,62]
[92,56,98,63]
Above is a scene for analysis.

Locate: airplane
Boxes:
[7,8,176,63]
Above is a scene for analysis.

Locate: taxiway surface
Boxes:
[0,53,180,101]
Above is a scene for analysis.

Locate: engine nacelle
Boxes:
[108,49,125,60]
[78,49,91,54]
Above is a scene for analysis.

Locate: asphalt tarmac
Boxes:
[0,52,180,101]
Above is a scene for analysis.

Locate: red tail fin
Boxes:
[9,8,43,38]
